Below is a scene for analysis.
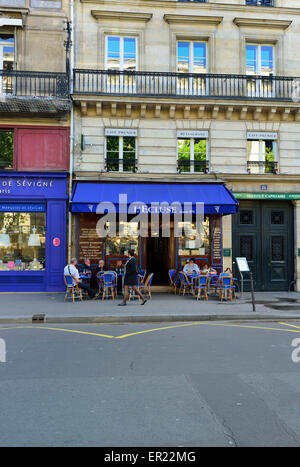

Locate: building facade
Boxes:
[0,0,70,291]
[69,0,300,291]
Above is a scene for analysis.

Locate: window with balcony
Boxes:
[246,44,275,97]
[177,41,207,96]
[105,36,137,92]
[0,34,14,93]
[178,138,208,173]
[245,0,274,6]
[247,139,277,174]
[105,135,137,172]
[0,130,14,170]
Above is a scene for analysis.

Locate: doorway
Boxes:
[146,236,170,285]
[232,201,294,291]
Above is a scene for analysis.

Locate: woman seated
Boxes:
[201,263,217,274]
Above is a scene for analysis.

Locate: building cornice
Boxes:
[91,9,152,22]
[164,14,223,26]
[233,17,292,30]
[80,0,300,16]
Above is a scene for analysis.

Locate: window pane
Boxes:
[261,46,274,75]
[193,43,206,73]
[247,140,260,161]
[107,36,120,70]
[246,45,258,74]
[105,221,139,256]
[177,42,189,73]
[106,136,119,153]
[0,130,13,169]
[123,38,136,72]
[0,212,46,270]
[177,218,210,256]
[194,139,206,160]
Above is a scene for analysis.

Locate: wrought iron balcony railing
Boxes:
[105,158,137,173]
[73,69,298,101]
[177,159,209,174]
[247,161,278,174]
[0,70,69,98]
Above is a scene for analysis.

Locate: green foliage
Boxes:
[0,131,14,168]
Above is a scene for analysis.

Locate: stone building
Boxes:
[70,0,300,291]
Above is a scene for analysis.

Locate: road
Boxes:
[1,320,300,447]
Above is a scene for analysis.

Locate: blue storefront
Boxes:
[0,172,67,292]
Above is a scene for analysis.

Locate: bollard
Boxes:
[250,272,256,312]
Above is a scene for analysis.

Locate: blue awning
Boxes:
[71,182,238,215]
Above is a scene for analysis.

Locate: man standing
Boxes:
[118,250,146,306]
[64,258,97,299]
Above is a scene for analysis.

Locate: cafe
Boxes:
[0,172,67,292]
[71,181,238,285]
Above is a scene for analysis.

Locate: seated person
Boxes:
[183,259,200,275]
[95,259,106,274]
[114,260,124,275]
[64,258,96,299]
[201,263,217,274]
[79,258,92,275]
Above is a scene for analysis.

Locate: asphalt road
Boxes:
[1,320,300,447]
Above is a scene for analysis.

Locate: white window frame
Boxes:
[177,137,208,173]
[176,40,208,96]
[105,35,138,71]
[247,138,277,174]
[246,43,275,98]
[105,134,137,173]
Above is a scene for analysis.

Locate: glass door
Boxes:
[246,44,275,98]
[106,36,137,94]
[177,41,208,96]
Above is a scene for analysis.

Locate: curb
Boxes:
[1,314,300,325]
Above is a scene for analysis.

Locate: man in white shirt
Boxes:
[183,259,200,275]
[64,258,96,299]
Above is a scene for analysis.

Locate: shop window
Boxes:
[247,139,277,174]
[177,218,210,256]
[0,212,46,271]
[104,221,139,257]
[105,136,136,172]
[0,130,14,169]
[177,138,208,173]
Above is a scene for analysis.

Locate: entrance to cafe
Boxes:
[146,235,170,285]
[232,201,294,291]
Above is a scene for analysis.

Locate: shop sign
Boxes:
[234,193,300,200]
[177,130,208,139]
[0,203,46,212]
[105,128,137,137]
[247,132,278,140]
[0,175,58,197]
[223,248,231,257]
[53,237,61,247]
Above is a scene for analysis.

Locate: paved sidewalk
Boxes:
[0,291,300,324]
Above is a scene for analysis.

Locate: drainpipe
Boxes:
[68,0,75,263]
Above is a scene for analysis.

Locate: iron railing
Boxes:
[177,160,209,173]
[0,70,69,98]
[73,69,298,101]
[247,161,278,174]
[105,158,137,173]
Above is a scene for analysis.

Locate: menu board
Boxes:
[78,214,103,263]
[212,216,222,264]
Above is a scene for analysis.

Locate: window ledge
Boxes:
[233,17,292,30]
[91,10,153,22]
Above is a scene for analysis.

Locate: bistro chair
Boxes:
[219,275,233,302]
[139,269,147,285]
[194,275,209,301]
[101,271,117,300]
[64,275,83,303]
[178,271,193,296]
[139,273,154,300]
[168,269,180,294]
[96,271,105,296]
[129,274,144,301]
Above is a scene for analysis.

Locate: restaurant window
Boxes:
[177,218,210,256]
[247,139,277,174]
[0,212,46,271]
[0,34,15,93]
[105,135,136,172]
[0,130,14,169]
[177,138,208,173]
[104,221,139,257]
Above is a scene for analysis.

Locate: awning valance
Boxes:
[70,182,238,215]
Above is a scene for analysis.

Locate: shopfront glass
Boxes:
[0,212,46,271]
[104,221,139,257]
[177,218,210,256]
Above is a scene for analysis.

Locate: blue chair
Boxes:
[101,271,117,300]
[168,269,180,294]
[139,273,154,299]
[178,271,192,296]
[219,275,233,302]
[64,275,83,302]
[194,275,209,301]
[139,269,147,284]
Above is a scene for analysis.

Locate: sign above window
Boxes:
[105,128,137,137]
[247,132,278,140]
[177,131,208,139]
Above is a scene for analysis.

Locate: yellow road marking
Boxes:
[1,321,300,340]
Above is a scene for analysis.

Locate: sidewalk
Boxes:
[0,291,300,324]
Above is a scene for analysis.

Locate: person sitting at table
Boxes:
[201,263,217,274]
[95,259,106,274]
[114,260,124,275]
[79,258,92,275]
[183,259,200,275]
[64,258,96,299]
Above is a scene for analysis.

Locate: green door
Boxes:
[232,201,294,291]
